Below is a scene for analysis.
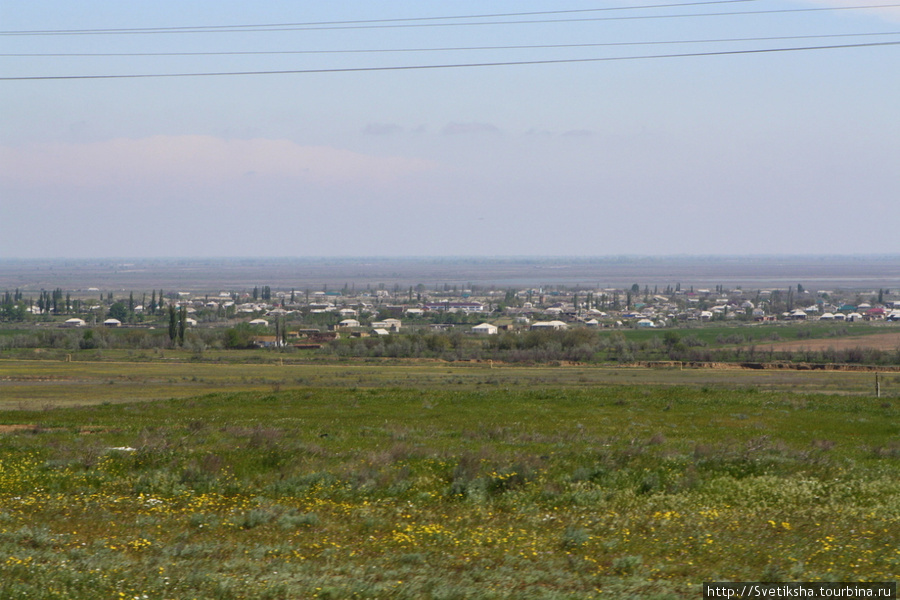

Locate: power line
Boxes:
[3,3,900,36]
[2,40,897,81]
[0,1,761,36]
[3,31,899,58]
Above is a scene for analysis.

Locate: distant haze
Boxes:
[1,256,898,292]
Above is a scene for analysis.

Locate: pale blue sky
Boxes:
[2,1,899,258]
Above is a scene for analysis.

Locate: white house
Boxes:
[248,318,269,327]
[103,318,122,327]
[371,318,401,331]
[472,323,499,335]
[63,318,87,327]
[530,320,568,330]
[338,319,361,328]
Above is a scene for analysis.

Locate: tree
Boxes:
[178,306,187,346]
[168,306,178,343]
[663,331,681,350]
[107,302,128,322]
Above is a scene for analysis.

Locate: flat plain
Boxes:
[1,358,899,599]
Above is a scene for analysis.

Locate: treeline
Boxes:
[0,327,225,353]
[1,325,897,366]
[0,288,176,323]
[324,329,900,366]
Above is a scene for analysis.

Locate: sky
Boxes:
[1,1,899,258]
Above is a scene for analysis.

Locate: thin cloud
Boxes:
[0,135,437,189]
[442,122,501,135]
[363,123,404,136]
[562,129,595,138]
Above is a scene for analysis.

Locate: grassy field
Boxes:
[2,358,899,410]
[1,360,899,598]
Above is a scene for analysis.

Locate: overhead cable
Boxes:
[2,40,898,81]
[3,31,899,58]
[3,3,900,36]
[0,1,763,36]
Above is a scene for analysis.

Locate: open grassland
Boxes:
[2,359,899,410]
[751,332,900,353]
[617,321,897,346]
[1,383,900,599]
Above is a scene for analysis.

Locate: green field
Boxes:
[1,361,899,599]
[1,358,899,410]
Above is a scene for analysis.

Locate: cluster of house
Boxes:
[56,286,899,337]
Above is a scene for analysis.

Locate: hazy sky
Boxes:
[2,1,899,258]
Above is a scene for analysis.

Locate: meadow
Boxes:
[1,359,899,599]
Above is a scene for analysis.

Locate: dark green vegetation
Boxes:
[1,320,898,366]
[1,378,899,599]
[327,324,900,365]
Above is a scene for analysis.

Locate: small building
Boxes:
[530,320,568,331]
[63,318,87,328]
[251,336,279,348]
[472,322,499,335]
[423,302,486,314]
[866,308,886,319]
[371,318,401,332]
[248,318,269,327]
[103,318,122,327]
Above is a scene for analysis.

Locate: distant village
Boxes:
[8,282,897,344]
